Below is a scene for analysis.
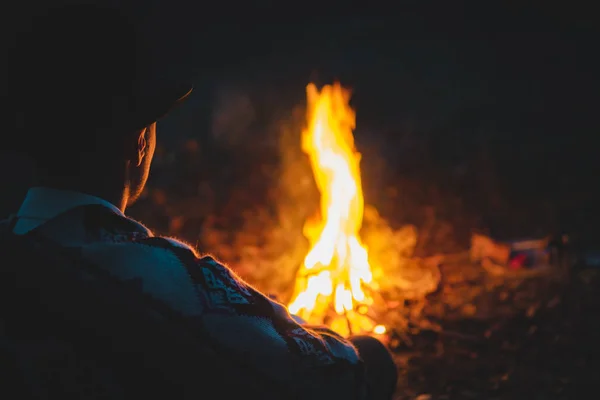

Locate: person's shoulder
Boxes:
[136,235,201,257]
[131,234,229,275]
[135,235,232,277]
[81,233,209,316]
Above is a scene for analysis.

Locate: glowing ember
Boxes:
[288,83,382,337]
[373,324,387,335]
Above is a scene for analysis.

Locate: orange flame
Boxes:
[288,83,383,337]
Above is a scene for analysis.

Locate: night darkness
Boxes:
[3,2,600,398]
[160,3,600,240]
[2,2,599,235]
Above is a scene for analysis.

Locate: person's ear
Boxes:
[135,128,147,167]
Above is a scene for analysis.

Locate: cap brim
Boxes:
[133,82,193,130]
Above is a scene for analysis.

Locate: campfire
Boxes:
[194,81,443,341]
[287,83,385,337]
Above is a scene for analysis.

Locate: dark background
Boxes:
[2,1,599,244]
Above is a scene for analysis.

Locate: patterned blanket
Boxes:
[9,204,367,399]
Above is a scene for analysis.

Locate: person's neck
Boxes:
[75,186,129,212]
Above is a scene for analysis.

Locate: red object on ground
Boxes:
[509,253,528,270]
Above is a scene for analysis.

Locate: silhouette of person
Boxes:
[4,3,397,399]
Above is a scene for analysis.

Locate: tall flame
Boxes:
[288,83,382,337]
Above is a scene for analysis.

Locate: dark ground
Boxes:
[391,258,600,399]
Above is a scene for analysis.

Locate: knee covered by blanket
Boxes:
[349,335,397,400]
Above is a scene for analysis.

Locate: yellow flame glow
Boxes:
[288,83,380,337]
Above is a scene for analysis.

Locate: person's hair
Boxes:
[32,127,127,179]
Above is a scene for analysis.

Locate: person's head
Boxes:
[29,121,159,210]
[5,2,192,210]
[26,118,159,211]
